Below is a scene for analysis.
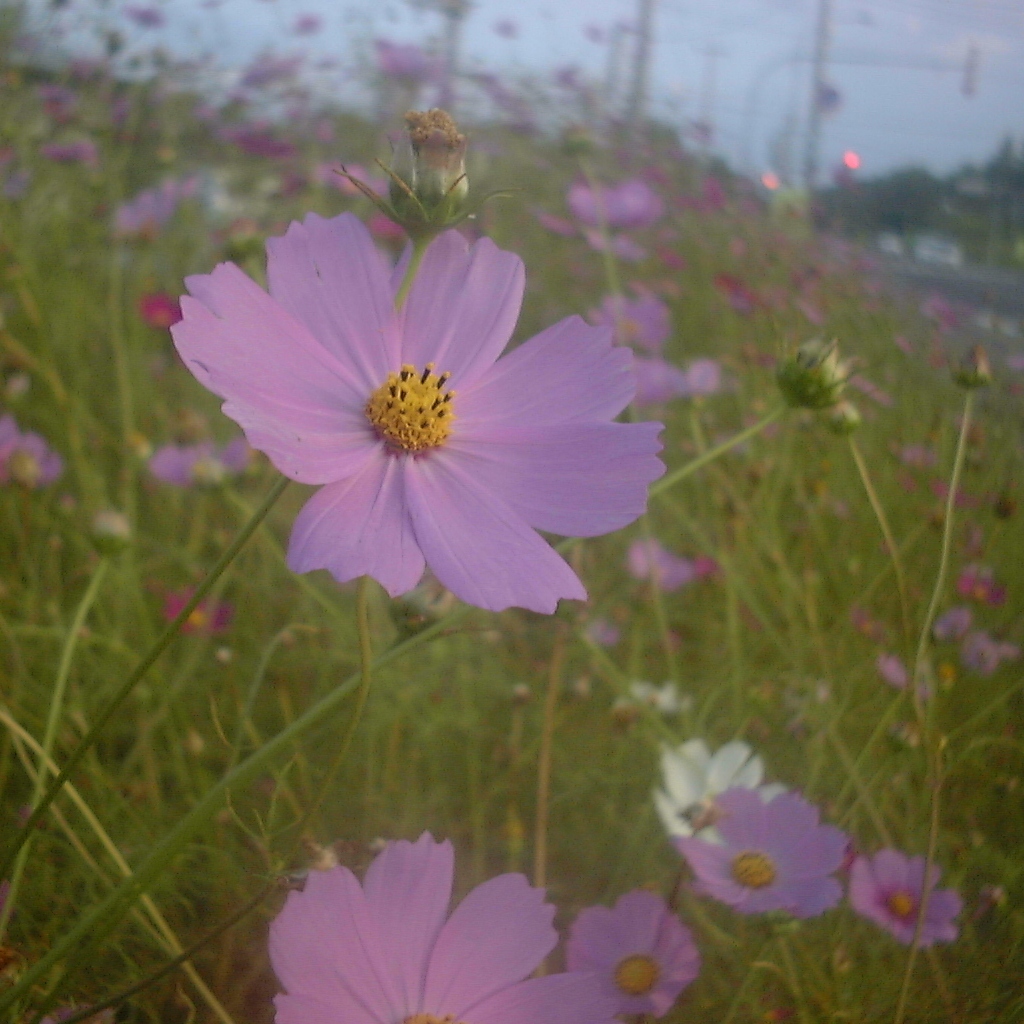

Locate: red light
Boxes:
[761,171,780,190]
[842,150,861,170]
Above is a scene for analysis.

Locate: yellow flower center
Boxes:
[731,851,777,889]
[886,891,916,919]
[190,455,226,486]
[614,953,661,996]
[7,449,41,488]
[365,363,455,452]
[404,1016,463,1024]
[186,607,209,630]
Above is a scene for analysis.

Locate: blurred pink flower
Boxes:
[849,374,893,407]
[0,414,63,488]
[292,13,322,34]
[713,274,759,316]
[876,653,908,690]
[138,292,182,329]
[533,209,577,237]
[590,291,670,353]
[149,438,251,487]
[957,564,1006,606]
[627,538,698,591]
[568,178,664,230]
[586,618,620,647]
[375,40,441,85]
[933,605,972,642]
[163,589,233,634]
[961,630,1020,676]
[40,139,98,167]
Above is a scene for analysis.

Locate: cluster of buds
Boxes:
[341,109,481,242]
[953,345,992,390]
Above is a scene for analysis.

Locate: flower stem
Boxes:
[0,558,109,941]
[848,434,912,648]
[394,237,430,310]
[0,475,290,887]
[651,405,786,498]
[533,627,568,895]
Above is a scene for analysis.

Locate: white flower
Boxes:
[629,680,691,716]
[653,738,786,842]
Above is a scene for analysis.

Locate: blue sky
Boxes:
[45,0,1024,177]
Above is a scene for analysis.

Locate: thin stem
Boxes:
[848,435,911,647]
[533,628,567,893]
[0,558,109,941]
[651,406,786,498]
[0,475,290,885]
[776,932,814,1024]
[394,238,430,310]
[579,159,624,299]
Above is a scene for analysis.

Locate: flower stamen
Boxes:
[614,953,661,996]
[366,362,455,451]
[886,890,916,919]
[731,850,777,889]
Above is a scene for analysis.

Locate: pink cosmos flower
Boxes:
[933,606,972,642]
[627,538,699,591]
[676,788,847,918]
[590,291,670,353]
[162,589,233,634]
[149,437,251,487]
[632,357,691,406]
[567,890,700,1018]
[0,414,63,488]
[375,40,441,85]
[171,213,664,613]
[269,833,617,1024]
[139,292,182,329]
[960,630,1020,676]
[849,850,961,946]
[875,653,908,690]
[583,229,647,263]
[568,179,664,231]
[585,617,620,647]
[956,564,1006,606]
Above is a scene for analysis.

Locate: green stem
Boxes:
[651,406,786,498]
[848,434,912,648]
[0,558,109,941]
[394,238,430,310]
[0,476,290,887]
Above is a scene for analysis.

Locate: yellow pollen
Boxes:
[404,1016,462,1024]
[186,607,209,630]
[366,363,455,452]
[886,891,916,919]
[614,954,660,996]
[731,851,777,889]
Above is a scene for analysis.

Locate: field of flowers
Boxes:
[1,11,1023,1024]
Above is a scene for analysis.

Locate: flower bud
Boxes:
[6,449,40,488]
[826,399,861,435]
[776,338,849,410]
[91,509,132,554]
[387,108,468,237]
[953,345,992,389]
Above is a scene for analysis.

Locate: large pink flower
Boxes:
[171,213,664,613]
[269,833,618,1024]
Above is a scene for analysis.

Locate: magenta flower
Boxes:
[956,564,1006,606]
[568,179,664,230]
[171,213,663,613]
[960,630,1020,676]
[138,292,182,329]
[162,589,233,634]
[849,850,961,946]
[0,414,63,488]
[270,833,617,1024]
[40,139,98,167]
[591,291,670,353]
[627,538,698,591]
[567,890,700,1018]
[875,653,908,690]
[149,438,251,487]
[675,788,848,918]
[933,606,972,642]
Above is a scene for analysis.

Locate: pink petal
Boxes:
[398,231,525,389]
[405,452,587,613]
[422,874,556,1019]
[457,317,633,429]
[469,974,617,1024]
[362,835,454,1018]
[269,867,396,1021]
[273,993,379,1024]
[286,453,426,595]
[448,422,662,536]
[266,212,400,390]
[173,263,375,484]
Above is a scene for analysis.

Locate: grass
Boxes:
[1,33,1024,1024]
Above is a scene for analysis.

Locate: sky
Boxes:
[36,0,1024,179]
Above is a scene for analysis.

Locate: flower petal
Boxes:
[707,742,757,794]
[405,452,586,613]
[362,835,454,1018]
[457,317,634,428]
[446,422,663,536]
[399,231,524,389]
[273,993,380,1024]
[269,866,395,1022]
[286,453,426,595]
[468,974,617,1024]
[266,212,400,390]
[422,874,556,1019]
[173,263,374,484]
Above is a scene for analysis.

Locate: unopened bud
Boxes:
[91,509,132,554]
[826,400,861,435]
[776,338,849,410]
[953,345,992,389]
[387,109,468,237]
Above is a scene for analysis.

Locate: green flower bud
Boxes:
[776,338,849,410]
[826,399,861,435]
[953,345,992,389]
[91,509,132,555]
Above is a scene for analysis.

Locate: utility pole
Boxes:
[697,43,725,157]
[802,0,834,191]
[624,0,657,142]
[439,0,470,113]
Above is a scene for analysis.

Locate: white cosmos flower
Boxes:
[653,739,786,842]
[629,680,691,716]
